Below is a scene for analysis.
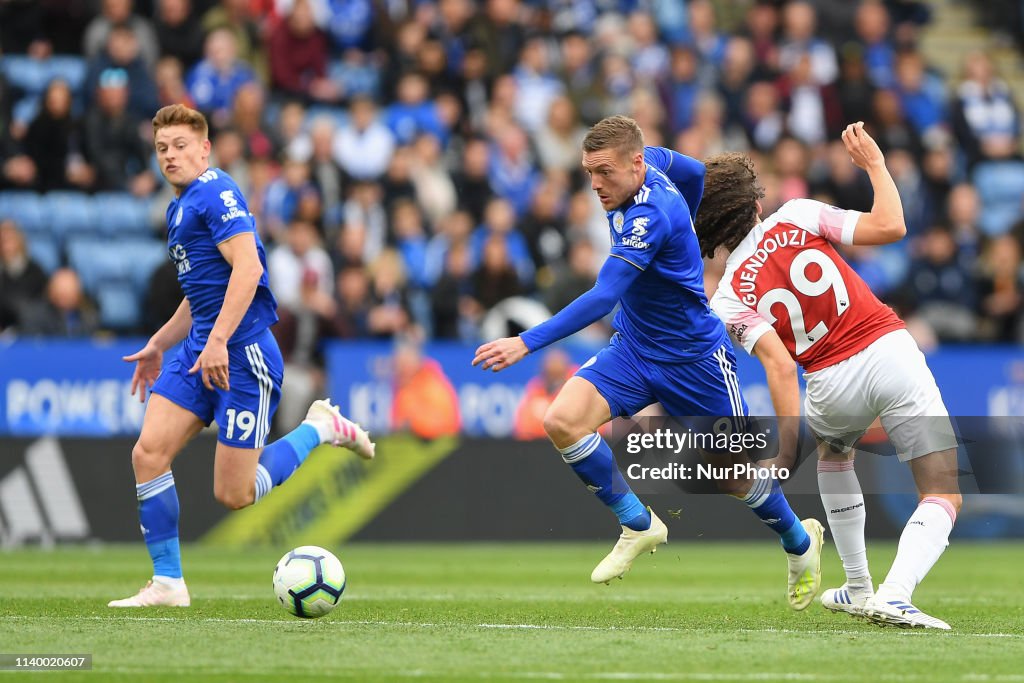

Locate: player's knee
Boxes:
[131,441,171,480]
[214,484,254,510]
[542,407,577,446]
[715,475,749,497]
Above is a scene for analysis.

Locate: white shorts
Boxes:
[803,329,957,461]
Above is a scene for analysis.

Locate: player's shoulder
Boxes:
[191,168,242,197]
[771,198,827,228]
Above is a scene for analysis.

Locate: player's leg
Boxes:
[108,393,206,608]
[805,385,876,616]
[554,341,667,583]
[656,341,823,609]
[212,331,373,509]
[815,441,874,615]
[863,447,959,630]
[860,330,959,629]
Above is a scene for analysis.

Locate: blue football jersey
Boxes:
[606,161,726,361]
[165,167,278,347]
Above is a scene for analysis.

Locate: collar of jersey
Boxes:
[176,168,212,202]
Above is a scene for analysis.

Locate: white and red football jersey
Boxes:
[710,198,904,373]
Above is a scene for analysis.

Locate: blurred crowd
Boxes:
[2,0,1024,361]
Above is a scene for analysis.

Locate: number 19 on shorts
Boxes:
[225,409,256,441]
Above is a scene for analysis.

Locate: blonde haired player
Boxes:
[697,122,960,629]
[109,105,374,607]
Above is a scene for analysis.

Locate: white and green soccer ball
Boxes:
[273,546,346,618]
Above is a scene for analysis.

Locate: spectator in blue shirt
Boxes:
[383,73,446,146]
[186,27,256,128]
[894,50,948,142]
[84,23,159,121]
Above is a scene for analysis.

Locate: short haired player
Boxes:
[109,104,374,607]
[701,122,960,629]
[474,116,824,609]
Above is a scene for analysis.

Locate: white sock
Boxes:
[303,418,333,444]
[878,497,956,601]
[817,459,870,590]
[153,575,185,588]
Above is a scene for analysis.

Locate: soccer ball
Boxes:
[273,545,346,618]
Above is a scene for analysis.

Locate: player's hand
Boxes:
[841,121,884,171]
[123,341,163,403]
[190,338,230,391]
[472,336,529,373]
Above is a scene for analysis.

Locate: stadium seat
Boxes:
[67,237,166,294]
[44,191,99,239]
[0,191,47,233]
[48,56,87,94]
[0,55,49,94]
[120,239,168,290]
[66,237,122,292]
[93,192,155,236]
[973,161,1024,235]
[95,280,141,330]
[25,235,61,274]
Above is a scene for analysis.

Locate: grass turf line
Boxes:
[1,542,1022,682]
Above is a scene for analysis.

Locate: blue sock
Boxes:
[742,476,810,555]
[254,423,322,502]
[560,433,651,531]
[137,471,182,579]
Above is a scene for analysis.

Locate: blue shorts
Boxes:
[576,333,748,421]
[151,328,284,449]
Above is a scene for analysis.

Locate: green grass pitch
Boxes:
[2,542,1023,682]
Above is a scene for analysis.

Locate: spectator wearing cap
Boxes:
[84,23,160,121]
[84,68,156,195]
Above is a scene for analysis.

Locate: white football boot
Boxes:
[591,509,668,584]
[820,582,873,617]
[304,399,375,460]
[786,519,824,610]
[863,594,951,630]
[108,579,191,607]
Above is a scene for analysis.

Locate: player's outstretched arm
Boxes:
[472,255,642,372]
[123,298,193,402]
[751,330,801,469]
[189,232,264,391]
[842,122,907,246]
